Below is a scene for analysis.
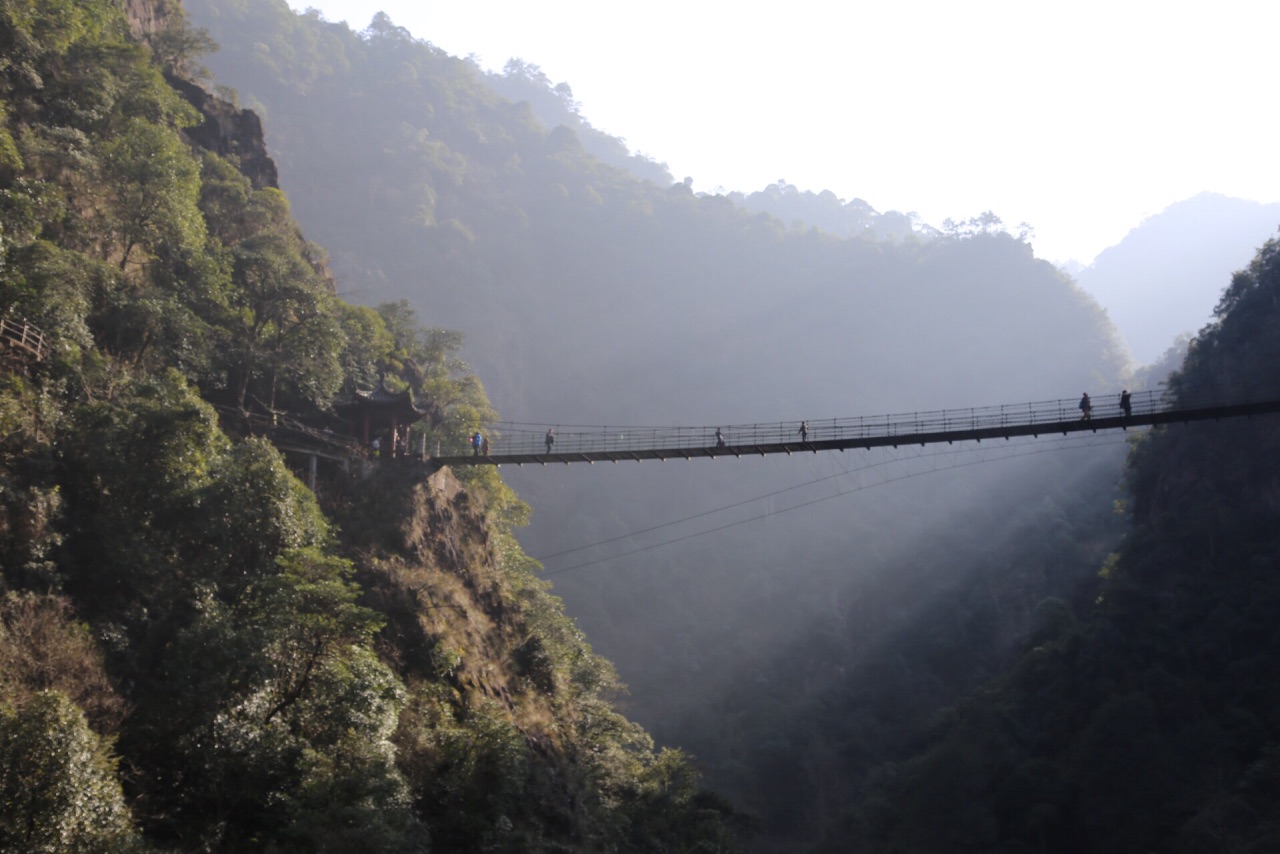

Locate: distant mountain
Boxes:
[727,179,918,241]
[483,58,674,186]
[1074,193,1280,365]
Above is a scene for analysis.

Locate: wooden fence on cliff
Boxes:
[0,315,48,364]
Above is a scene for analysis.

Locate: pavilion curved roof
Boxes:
[335,381,429,418]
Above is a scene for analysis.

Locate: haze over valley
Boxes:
[1,1,1278,851]
[182,1,1280,849]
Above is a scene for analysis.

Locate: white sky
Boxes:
[287,0,1280,266]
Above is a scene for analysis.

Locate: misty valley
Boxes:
[1,1,1278,852]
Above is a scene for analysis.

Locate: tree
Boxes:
[0,0,113,89]
[220,230,341,410]
[140,550,420,849]
[0,691,140,853]
[247,549,386,727]
[143,5,216,79]
[0,593,126,733]
[374,300,492,445]
[100,118,205,272]
[336,302,395,395]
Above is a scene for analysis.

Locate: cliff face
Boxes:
[169,74,280,189]
[121,0,172,39]
[118,0,279,189]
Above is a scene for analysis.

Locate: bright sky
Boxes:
[287,1,1280,266]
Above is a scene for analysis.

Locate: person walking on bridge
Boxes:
[472,431,483,456]
[798,420,809,443]
[1079,393,1092,421]
[1120,390,1132,418]
[715,427,726,448]
[545,428,555,454]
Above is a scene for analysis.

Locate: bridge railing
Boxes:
[482,389,1185,457]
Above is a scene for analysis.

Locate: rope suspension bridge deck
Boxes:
[431,390,1280,470]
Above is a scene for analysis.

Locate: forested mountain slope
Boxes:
[0,1,735,850]
[824,236,1280,852]
[183,0,1125,418]
[183,2,1149,849]
[483,57,674,187]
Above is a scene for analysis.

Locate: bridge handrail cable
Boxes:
[480,389,1191,457]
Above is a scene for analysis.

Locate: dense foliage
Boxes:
[0,1,737,850]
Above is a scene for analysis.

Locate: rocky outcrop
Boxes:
[168,75,280,189]
[121,0,171,39]
[117,0,279,189]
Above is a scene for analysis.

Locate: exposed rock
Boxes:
[120,0,171,39]
[167,74,280,189]
[117,0,279,189]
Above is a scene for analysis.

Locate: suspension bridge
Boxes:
[430,389,1280,469]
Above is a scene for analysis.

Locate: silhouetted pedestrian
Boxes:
[798,420,809,443]
[1120,390,1132,418]
[545,428,555,454]
[715,427,725,448]
[1079,393,1092,421]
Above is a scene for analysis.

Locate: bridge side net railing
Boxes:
[479,388,1212,457]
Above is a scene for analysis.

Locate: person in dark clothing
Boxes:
[1079,393,1092,421]
[1120,390,1132,418]
[545,428,555,454]
[472,431,482,456]
[798,420,809,443]
[715,427,726,448]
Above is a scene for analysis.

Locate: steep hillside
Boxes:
[483,57,674,187]
[0,1,736,850]
[827,234,1280,853]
